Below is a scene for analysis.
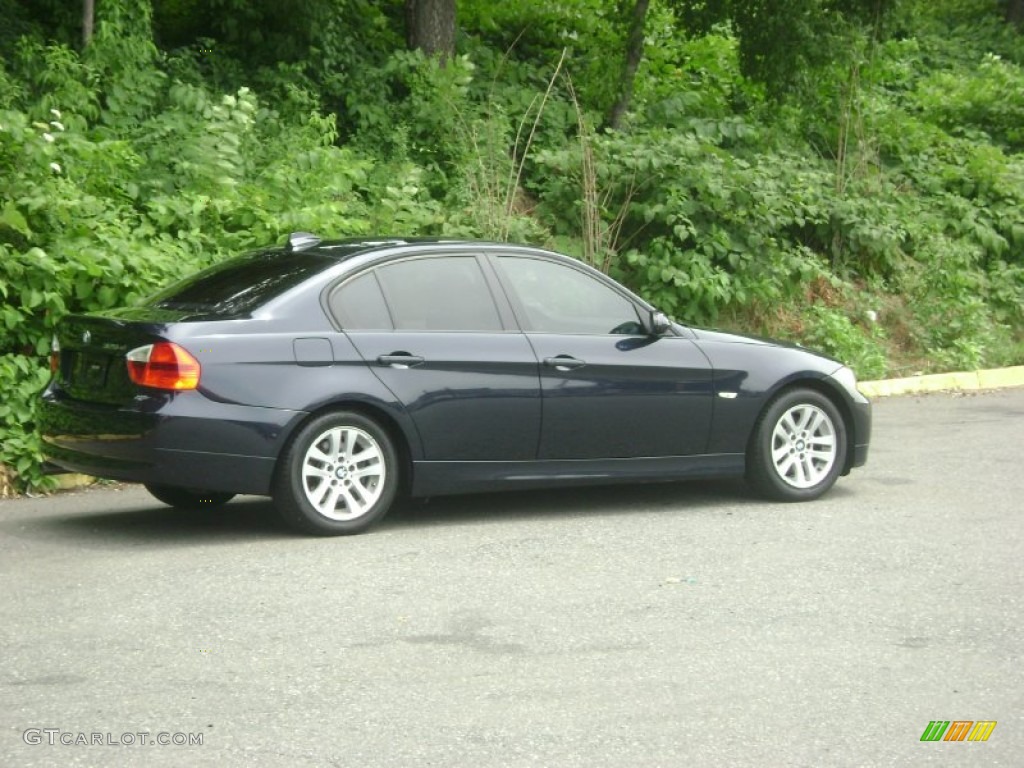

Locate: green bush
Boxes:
[903,237,1007,372]
[799,305,889,380]
[0,354,53,493]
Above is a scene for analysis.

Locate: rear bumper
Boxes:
[39,387,304,495]
[42,441,278,495]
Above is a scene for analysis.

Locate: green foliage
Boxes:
[914,53,1024,150]
[532,127,838,322]
[637,22,760,126]
[799,305,888,380]
[0,354,54,493]
[902,236,1010,371]
[348,49,477,171]
[153,0,401,121]
[460,0,623,117]
[671,0,899,97]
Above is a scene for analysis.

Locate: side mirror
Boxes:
[648,310,671,336]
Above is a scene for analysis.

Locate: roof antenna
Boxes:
[286,232,321,252]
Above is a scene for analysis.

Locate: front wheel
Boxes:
[747,388,848,502]
[273,410,399,535]
[145,484,235,509]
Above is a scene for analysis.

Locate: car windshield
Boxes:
[142,249,335,316]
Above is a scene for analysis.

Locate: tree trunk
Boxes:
[405,0,457,61]
[83,0,95,47]
[607,0,651,131]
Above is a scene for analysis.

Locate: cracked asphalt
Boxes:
[1,389,1022,767]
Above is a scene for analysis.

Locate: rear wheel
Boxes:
[747,388,847,501]
[145,484,235,509]
[273,410,399,535]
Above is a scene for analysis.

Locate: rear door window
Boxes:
[374,256,503,332]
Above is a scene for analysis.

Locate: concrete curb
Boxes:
[51,473,98,491]
[858,365,1024,398]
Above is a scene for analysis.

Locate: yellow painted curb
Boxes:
[51,473,98,491]
[858,365,1024,398]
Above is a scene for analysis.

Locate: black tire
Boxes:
[273,410,399,536]
[145,484,235,509]
[747,387,848,502]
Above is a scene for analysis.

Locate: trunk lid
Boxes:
[54,309,196,405]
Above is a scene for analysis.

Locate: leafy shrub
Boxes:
[799,305,889,380]
[348,50,477,171]
[0,354,53,494]
[531,127,842,322]
[903,237,1005,371]
[915,53,1024,150]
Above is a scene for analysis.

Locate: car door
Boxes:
[329,253,541,462]
[492,254,714,460]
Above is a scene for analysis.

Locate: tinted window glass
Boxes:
[376,257,502,332]
[330,273,393,330]
[143,250,335,317]
[499,257,642,335]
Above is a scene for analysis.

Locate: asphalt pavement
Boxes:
[1,389,1022,767]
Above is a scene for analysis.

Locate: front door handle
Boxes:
[543,355,586,372]
[377,353,425,369]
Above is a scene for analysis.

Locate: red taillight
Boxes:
[50,335,60,375]
[126,342,201,390]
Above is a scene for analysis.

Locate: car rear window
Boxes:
[142,250,335,316]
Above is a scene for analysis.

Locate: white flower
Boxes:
[50,108,62,119]
[50,121,65,131]
[50,162,62,173]
[42,132,55,143]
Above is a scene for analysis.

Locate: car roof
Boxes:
[282,233,578,266]
[287,232,651,291]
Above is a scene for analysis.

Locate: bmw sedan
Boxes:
[39,235,871,535]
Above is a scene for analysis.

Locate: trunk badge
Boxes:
[82,331,91,344]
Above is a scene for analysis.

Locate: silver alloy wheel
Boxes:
[770,403,837,489]
[301,425,386,520]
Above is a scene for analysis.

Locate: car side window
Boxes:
[329,272,394,330]
[376,256,503,332]
[498,256,643,335]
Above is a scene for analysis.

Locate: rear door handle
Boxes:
[543,355,586,372]
[377,353,425,369]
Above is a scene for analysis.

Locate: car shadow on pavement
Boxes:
[3,478,779,545]
[4,495,291,547]
[381,478,764,532]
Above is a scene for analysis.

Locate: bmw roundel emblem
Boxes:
[82,330,91,344]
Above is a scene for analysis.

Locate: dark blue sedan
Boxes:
[39,235,871,534]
